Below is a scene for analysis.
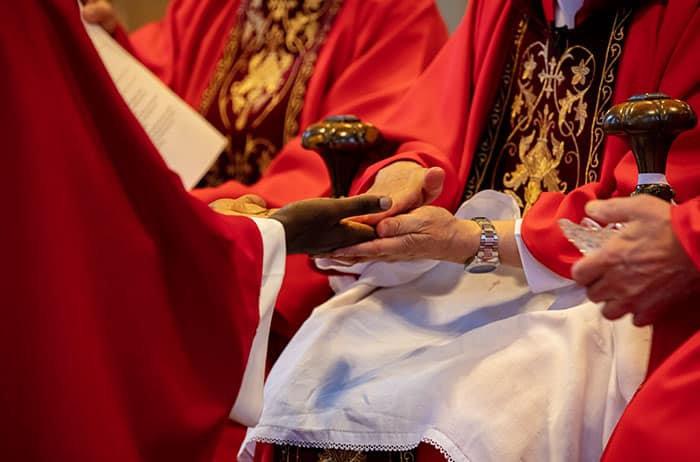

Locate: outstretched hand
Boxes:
[209,194,273,217]
[352,162,445,226]
[81,0,118,34]
[270,195,392,254]
[325,205,478,264]
[571,195,700,326]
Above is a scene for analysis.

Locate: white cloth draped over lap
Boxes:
[241,191,651,462]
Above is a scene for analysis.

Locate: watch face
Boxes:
[467,263,498,274]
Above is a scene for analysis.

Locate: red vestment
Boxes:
[602,326,700,461]
[353,0,700,366]
[118,0,449,372]
[344,0,700,459]
[0,1,279,460]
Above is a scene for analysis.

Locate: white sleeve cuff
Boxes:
[229,217,286,426]
[514,219,575,293]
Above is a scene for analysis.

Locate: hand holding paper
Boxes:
[80,3,226,189]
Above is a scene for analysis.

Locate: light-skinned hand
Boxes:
[209,194,273,217]
[81,0,118,34]
[352,161,445,226]
[270,195,392,255]
[571,195,700,326]
[325,205,479,263]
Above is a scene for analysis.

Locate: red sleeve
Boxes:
[128,0,241,105]
[671,199,700,271]
[192,0,449,207]
[521,1,700,278]
[348,0,520,212]
[0,2,270,460]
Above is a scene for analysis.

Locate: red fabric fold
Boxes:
[0,1,270,460]
[602,327,700,461]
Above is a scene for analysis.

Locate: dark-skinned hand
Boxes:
[269,195,391,254]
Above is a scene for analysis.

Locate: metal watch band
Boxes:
[464,216,500,273]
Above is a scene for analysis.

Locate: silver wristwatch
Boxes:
[464,217,500,274]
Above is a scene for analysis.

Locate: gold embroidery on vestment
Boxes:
[317,449,367,462]
[585,8,633,183]
[464,9,632,212]
[199,0,342,183]
[463,19,528,203]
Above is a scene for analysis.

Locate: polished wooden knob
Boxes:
[302,115,382,198]
[603,93,697,201]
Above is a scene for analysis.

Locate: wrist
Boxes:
[448,219,481,264]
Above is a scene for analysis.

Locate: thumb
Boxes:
[421,167,445,205]
[329,195,392,221]
[585,197,640,224]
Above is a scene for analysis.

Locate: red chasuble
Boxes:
[117,0,449,369]
[0,1,277,460]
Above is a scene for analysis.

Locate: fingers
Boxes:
[376,213,423,238]
[329,196,392,221]
[421,167,445,205]
[82,1,118,33]
[584,198,634,223]
[238,194,267,208]
[208,197,270,216]
[334,221,377,247]
[209,198,235,209]
[330,236,408,260]
[585,195,664,224]
[630,300,670,327]
[600,299,631,321]
[570,249,608,286]
[601,295,671,326]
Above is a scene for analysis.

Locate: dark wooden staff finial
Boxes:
[603,93,697,201]
[301,115,383,198]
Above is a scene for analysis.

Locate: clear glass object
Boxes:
[558,217,623,255]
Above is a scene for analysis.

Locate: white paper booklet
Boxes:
[80,7,226,190]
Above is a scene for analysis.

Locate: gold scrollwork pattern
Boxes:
[318,449,367,462]
[465,9,632,212]
[199,0,342,186]
[463,18,528,204]
[585,8,633,183]
[503,39,597,211]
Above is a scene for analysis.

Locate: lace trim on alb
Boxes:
[250,436,456,462]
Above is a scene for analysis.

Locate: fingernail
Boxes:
[379,197,392,210]
[585,201,601,215]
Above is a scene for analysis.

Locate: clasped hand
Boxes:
[571,195,700,326]
[210,194,392,255]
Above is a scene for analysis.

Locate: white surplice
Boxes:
[240,191,650,462]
